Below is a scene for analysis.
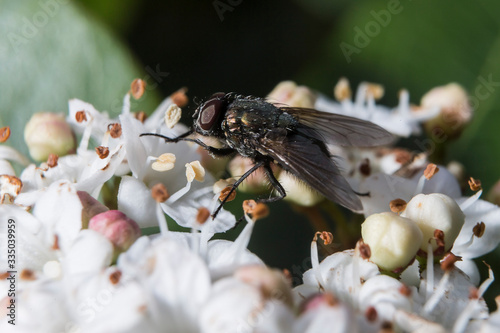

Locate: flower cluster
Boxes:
[0,78,499,332]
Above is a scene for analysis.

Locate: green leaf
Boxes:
[0,0,160,158]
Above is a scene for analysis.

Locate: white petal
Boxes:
[32,181,83,252]
[454,198,500,258]
[117,176,158,228]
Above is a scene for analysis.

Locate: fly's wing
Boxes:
[259,133,362,212]
[281,107,393,147]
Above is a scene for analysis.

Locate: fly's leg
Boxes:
[140,132,235,157]
[211,160,265,219]
[260,162,286,203]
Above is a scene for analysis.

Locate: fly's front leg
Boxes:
[140,132,234,157]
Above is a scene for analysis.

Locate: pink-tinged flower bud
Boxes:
[89,210,141,260]
[362,212,423,272]
[401,193,465,253]
[77,191,109,229]
[24,112,76,161]
[421,83,472,139]
[267,81,317,108]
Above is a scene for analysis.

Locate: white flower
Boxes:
[200,266,294,333]
[117,109,205,228]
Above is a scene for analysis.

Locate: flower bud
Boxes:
[89,210,141,261]
[401,193,465,253]
[278,171,324,207]
[24,112,76,161]
[361,212,423,272]
[267,81,316,108]
[77,191,109,229]
[421,83,472,139]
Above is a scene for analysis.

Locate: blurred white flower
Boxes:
[315,81,439,138]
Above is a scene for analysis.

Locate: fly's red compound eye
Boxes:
[198,93,225,131]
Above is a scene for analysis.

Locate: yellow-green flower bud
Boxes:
[362,212,423,272]
[24,112,76,161]
[401,193,465,253]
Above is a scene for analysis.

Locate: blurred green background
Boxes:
[1,0,500,308]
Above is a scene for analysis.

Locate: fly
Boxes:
[141,92,393,218]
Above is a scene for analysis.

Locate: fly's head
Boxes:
[193,92,228,137]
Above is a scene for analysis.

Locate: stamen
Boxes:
[130,78,146,100]
[390,198,407,213]
[311,232,326,290]
[468,177,482,192]
[122,92,131,115]
[166,181,191,204]
[397,89,410,117]
[20,269,36,281]
[424,163,439,180]
[0,175,23,204]
[51,234,60,250]
[440,253,461,272]
[366,83,384,101]
[219,186,236,202]
[151,153,176,172]
[473,222,485,238]
[459,189,482,211]
[422,270,450,315]
[170,87,189,108]
[47,154,59,168]
[358,242,371,260]
[221,212,256,265]
[452,264,494,333]
[414,174,427,196]
[352,240,368,295]
[213,178,236,194]
[242,200,269,221]
[334,77,351,102]
[164,104,182,128]
[75,110,87,123]
[186,161,205,183]
[155,203,169,236]
[95,146,110,159]
[108,123,122,139]
[151,183,170,203]
[196,207,211,224]
[359,158,371,176]
[0,127,11,143]
[135,111,147,123]
[76,111,93,154]
[365,306,378,322]
[425,242,434,301]
[319,231,333,245]
[109,270,122,285]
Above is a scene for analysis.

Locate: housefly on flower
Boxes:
[141,92,393,218]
